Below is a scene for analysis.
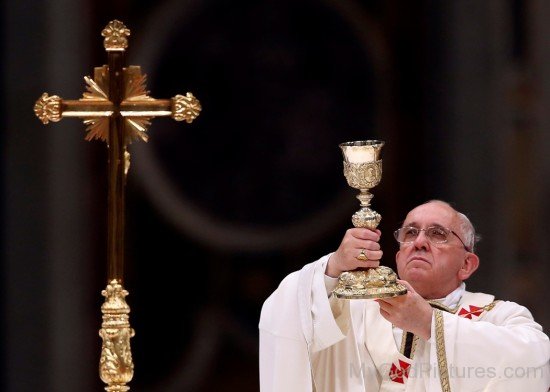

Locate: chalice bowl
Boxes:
[333,140,407,299]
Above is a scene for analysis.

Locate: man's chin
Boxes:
[401,267,429,282]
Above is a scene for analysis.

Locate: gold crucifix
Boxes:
[33,20,201,392]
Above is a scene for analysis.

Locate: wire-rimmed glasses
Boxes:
[393,226,470,251]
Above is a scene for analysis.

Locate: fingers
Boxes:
[376,285,433,339]
[358,259,381,269]
[327,228,384,277]
[361,249,383,260]
[375,298,392,310]
[348,228,381,242]
[397,279,416,295]
[375,299,402,326]
[378,307,390,321]
[345,229,382,262]
[346,229,381,253]
[349,229,382,264]
[376,295,407,321]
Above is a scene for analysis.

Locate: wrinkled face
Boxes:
[395,202,473,299]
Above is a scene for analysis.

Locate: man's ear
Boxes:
[458,252,480,281]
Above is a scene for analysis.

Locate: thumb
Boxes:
[397,279,415,295]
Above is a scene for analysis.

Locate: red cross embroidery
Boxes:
[458,305,484,319]
[389,359,411,384]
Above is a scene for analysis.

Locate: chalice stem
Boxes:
[357,191,373,207]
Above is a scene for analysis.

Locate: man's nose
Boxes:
[413,230,430,250]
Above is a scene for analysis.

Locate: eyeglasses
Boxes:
[393,226,470,251]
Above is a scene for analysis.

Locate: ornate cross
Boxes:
[34,20,201,392]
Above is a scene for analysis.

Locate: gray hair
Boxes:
[456,211,481,252]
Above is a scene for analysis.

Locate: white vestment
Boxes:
[259,254,550,391]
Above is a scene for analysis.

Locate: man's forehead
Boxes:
[403,202,457,226]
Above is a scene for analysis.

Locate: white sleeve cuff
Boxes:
[324,274,339,296]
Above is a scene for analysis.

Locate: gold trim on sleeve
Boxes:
[483,300,500,312]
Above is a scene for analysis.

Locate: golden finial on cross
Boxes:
[33,20,201,392]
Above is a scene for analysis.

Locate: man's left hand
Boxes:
[376,280,433,340]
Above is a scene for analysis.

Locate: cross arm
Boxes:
[34,91,201,125]
[121,92,201,123]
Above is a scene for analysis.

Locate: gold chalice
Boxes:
[332,140,407,299]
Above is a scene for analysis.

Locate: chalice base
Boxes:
[105,385,130,392]
[332,267,407,299]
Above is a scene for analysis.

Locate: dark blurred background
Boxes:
[3,0,550,391]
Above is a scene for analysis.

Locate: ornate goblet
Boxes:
[333,140,407,299]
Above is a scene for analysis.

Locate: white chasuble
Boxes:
[259,255,550,392]
[362,299,411,391]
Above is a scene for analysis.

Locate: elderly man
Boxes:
[259,200,550,391]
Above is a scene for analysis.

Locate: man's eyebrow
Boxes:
[403,221,446,228]
[403,221,418,227]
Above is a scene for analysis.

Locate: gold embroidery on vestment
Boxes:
[435,310,451,392]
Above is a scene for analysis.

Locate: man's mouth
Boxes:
[407,256,430,265]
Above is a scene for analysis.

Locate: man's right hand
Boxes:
[325,228,382,278]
